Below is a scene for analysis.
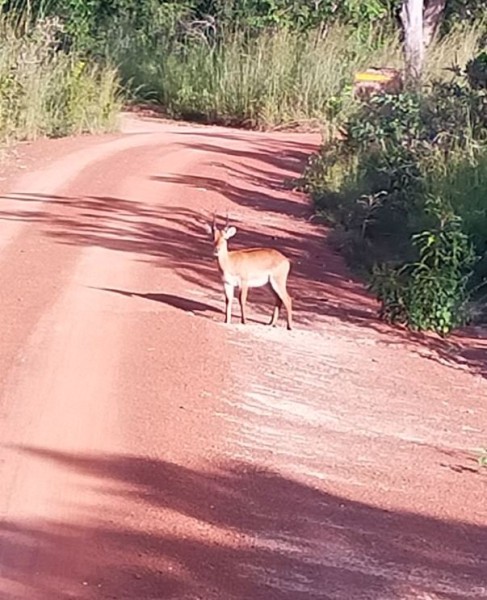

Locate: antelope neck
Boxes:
[216,242,232,272]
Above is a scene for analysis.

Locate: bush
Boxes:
[5,2,481,131]
[370,202,476,334]
[302,68,487,335]
[0,14,121,144]
[466,51,487,90]
[106,15,484,129]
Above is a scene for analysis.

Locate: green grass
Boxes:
[0,15,121,145]
[107,21,485,129]
[108,24,398,128]
[0,11,483,145]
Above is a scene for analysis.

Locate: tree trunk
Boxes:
[423,0,447,48]
[400,0,425,81]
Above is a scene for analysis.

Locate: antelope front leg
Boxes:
[224,283,234,324]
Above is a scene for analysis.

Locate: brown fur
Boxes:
[208,221,293,330]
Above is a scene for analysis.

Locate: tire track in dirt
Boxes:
[0,133,185,385]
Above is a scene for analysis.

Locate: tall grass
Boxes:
[424,22,486,81]
[108,24,399,128]
[0,15,121,145]
[107,21,484,129]
[1,11,482,141]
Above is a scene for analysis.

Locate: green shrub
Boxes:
[0,15,121,144]
[466,51,487,90]
[370,201,476,334]
[302,67,487,334]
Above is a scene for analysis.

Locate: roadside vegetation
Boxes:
[302,41,487,335]
[0,14,120,145]
[0,0,486,334]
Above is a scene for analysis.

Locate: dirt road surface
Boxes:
[0,115,486,600]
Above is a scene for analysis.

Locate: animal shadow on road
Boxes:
[94,288,221,316]
[2,446,486,600]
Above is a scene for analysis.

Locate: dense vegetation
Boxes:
[302,52,487,334]
[0,13,120,144]
[1,0,484,129]
[1,0,486,333]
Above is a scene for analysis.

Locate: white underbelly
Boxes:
[223,274,269,288]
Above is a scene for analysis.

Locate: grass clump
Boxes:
[0,15,121,145]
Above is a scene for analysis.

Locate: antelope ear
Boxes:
[203,222,214,236]
[224,226,237,239]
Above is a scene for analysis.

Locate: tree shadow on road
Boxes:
[0,129,485,379]
[1,447,486,600]
[0,188,373,330]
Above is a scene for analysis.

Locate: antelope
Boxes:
[206,214,293,330]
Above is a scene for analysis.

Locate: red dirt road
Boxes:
[0,115,486,600]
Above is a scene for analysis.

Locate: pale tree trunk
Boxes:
[423,0,447,48]
[400,0,425,81]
